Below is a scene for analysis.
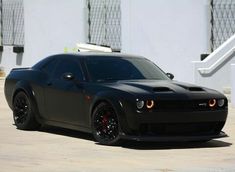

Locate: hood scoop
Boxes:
[153,87,173,92]
[176,84,204,92]
[188,87,204,91]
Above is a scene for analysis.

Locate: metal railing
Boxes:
[0,0,24,46]
[210,0,235,51]
[87,0,121,51]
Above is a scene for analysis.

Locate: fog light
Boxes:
[208,99,216,107]
[218,99,225,107]
[146,100,154,109]
[136,100,144,109]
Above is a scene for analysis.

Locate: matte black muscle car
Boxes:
[4,53,228,145]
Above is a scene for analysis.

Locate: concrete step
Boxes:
[0,79,5,92]
[223,87,231,94]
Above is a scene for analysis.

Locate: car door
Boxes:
[44,56,86,126]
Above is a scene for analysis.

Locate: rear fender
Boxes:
[12,81,43,124]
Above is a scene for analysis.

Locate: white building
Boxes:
[0,0,234,93]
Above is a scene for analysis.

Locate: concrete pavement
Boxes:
[0,79,235,172]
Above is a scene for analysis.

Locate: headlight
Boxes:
[218,99,225,107]
[146,100,154,109]
[136,100,144,109]
[208,99,216,107]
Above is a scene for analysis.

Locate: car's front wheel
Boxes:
[13,91,40,130]
[92,102,121,145]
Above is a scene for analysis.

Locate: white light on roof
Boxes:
[77,43,112,52]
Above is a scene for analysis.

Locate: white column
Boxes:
[231,64,235,107]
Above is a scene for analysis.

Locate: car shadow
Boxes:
[121,140,232,150]
[38,125,94,141]
[36,125,232,149]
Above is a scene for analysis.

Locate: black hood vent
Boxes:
[176,84,204,92]
[188,87,204,92]
[153,87,172,92]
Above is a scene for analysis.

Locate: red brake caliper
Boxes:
[102,112,110,132]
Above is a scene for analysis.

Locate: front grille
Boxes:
[153,99,227,112]
[139,122,225,136]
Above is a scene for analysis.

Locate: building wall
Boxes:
[0,0,86,74]
[1,0,211,85]
[121,0,210,83]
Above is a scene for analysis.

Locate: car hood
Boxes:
[103,80,225,99]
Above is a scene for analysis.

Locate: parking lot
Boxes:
[0,79,235,172]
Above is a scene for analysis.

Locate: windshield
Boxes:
[85,57,170,82]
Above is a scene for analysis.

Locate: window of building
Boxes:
[87,0,121,52]
[0,0,24,46]
[210,0,235,51]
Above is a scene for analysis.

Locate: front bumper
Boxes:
[120,131,228,142]
[118,101,228,140]
[120,108,228,134]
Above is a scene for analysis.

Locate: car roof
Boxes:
[62,52,145,59]
[33,53,146,69]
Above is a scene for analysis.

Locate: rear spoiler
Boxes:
[10,67,31,72]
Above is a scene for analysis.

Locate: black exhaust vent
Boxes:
[153,87,172,92]
[176,84,204,92]
[188,87,204,92]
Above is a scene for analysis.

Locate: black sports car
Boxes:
[4,53,228,145]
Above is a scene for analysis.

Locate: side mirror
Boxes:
[166,73,174,80]
[63,72,75,81]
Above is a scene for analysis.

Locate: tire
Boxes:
[13,91,40,130]
[91,102,121,146]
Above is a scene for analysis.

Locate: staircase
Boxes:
[192,34,235,93]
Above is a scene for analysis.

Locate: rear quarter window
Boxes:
[40,59,58,77]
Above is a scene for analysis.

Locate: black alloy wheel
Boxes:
[92,102,121,145]
[13,91,40,130]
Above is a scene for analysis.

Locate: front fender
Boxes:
[89,91,134,134]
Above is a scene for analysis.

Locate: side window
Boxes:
[53,59,84,81]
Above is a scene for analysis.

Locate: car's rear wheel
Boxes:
[92,102,121,145]
[13,91,40,130]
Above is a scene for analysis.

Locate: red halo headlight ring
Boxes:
[146,100,155,109]
[208,99,217,108]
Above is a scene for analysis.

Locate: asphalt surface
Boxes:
[0,79,235,172]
